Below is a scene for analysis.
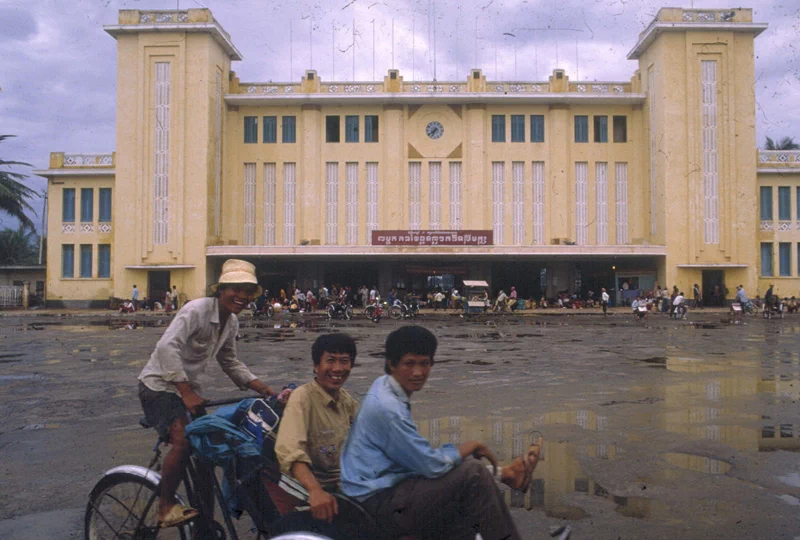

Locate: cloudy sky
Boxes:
[1,0,798,230]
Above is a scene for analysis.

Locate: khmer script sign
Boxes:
[371,230,493,246]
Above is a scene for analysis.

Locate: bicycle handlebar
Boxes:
[203,395,264,408]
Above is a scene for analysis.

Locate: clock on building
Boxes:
[425,121,444,140]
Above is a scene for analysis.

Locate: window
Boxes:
[613,116,627,143]
[594,116,608,143]
[408,162,421,229]
[531,115,545,142]
[80,244,92,278]
[325,162,338,244]
[365,115,379,142]
[263,116,277,143]
[263,163,277,245]
[761,243,774,277]
[99,188,112,222]
[62,245,74,278]
[326,116,340,142]
[491,115,506,142]
[62,188,75,222]
[760,186,773,220]
[282,116,296,143]
[98,244,111,278]
[80,188,93,222]
[243,116,258,143]
[345,115,359,143]
[574,116,589,143]
[779,243,791,277]
[510,115,525,142]
[778,186,791,220]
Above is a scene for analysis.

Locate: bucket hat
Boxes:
[210,259,262,296]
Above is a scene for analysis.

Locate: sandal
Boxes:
[158,504,199,528]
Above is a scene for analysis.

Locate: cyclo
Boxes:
[84,396,381,539]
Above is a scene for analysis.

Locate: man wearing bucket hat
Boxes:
[137,259,275,528]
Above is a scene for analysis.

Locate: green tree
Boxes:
[0,135,37,229]
[764,136,800,150]
[0,225,39,265]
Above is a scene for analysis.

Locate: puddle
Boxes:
[661,453,731,474]
[778,472,800,488]
[0,374,44,383]
[777,494,800,506]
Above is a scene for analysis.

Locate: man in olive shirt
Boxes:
[275,333,358,523]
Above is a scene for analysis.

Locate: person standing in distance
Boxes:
[601,287,610,316]
[132,284,139,311]
[137,259,275,528]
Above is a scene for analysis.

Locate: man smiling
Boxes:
[341,325,541,540]
[137,259,275,528]
[275,333,359,524]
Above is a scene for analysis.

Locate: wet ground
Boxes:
[1,309,799,539]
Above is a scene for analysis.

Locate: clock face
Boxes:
[425,121,444,140]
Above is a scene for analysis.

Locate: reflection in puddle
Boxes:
[661,453,731,474]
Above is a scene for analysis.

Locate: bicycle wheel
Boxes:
[85,471,188,540]
[326,305,336,320]
[389,305,403,320]
[364,305,376,319]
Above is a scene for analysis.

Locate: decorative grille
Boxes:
[243,163,256,245]
[346,163,358,245]
[512,162,524,245]
[449,162,462,230]
[532,162,545,245]
[492,162,505,245]
[596,162,608,244]
[283,163,296,245]
[153,62,170,245]
[701,60,719,244]
[366,163,379,239]
[615,162,629,244]
[429,162,442,230]
[575,162,588,245]
[325,162,339,245]
[409,163,421,229]
[263,163,276,245]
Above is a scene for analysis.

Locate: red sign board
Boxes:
[371,230,493,246]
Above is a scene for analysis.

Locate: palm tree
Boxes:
[764,136,800,151]
[0,135,37,229]
[0,225,39,265]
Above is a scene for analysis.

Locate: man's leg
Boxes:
[363,458,520,540]
[159,417,191,519]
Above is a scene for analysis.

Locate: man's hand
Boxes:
[247,379,275,397]
[308,486,338,523]
[458,441,498,473]
[176,385,205,414]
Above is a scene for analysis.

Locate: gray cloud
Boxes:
[1,0,798,229]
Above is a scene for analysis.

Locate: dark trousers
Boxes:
[601,301,608,315]
[361,458,521,540]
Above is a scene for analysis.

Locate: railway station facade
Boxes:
[35,7,800,307]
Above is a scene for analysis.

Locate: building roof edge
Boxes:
[627,22,768,60]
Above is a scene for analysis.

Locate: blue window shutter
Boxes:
[263,116,277,143]
[365,115,379,142]
[511,115,525,142]
[98,245,111,278]
[760,243,773,277]
[282,116,296,143]
[575,116,588,143]
[346,116,359,142]
[62,188,75,222]
[492,115,505,142]
[531,115,545,142]
[244,116,258,143]
[81,188,93,222]
[760,187,773,220]
[779,243,791,276]
[62,245,74,278]
[778,187,791,220]
[80,245,92,278]
[99,188,112,222]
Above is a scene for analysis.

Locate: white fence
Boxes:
[0,286,23,307]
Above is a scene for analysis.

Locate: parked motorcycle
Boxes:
[762,300,785,320]
[327,301,353,320]
[364,299,385,323]
[249,301,274,319]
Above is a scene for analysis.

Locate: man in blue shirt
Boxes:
[340,325,541,540]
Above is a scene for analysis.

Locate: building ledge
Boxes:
[627,22,768,60]
[125,265,197,270]
[676,263,748,268]
[34,168,115,178]
[207,245,667,257]
[225,91,646,107]
[104,22,242,61]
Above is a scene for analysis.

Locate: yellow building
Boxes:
[35,7,800,307]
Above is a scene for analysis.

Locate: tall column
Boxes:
[464,104,487,230]
[548,105,570,242]
[301,104,322,243]
[382,104,405,228]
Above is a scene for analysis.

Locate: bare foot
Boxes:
[500,437,543,491]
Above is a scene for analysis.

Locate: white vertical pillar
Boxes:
[595,162,608,245]
[701,60,719,245]
[492,162,505,244]
[366,162,379,241]
[243,163,256,245]
[409,162,421,229]
[615,162,628,244]
[283,163,296,245]
[449,161,462,230]
[648,68,657,237]
[325,162,339,245]
[575,162,588,245]
[429,162,442,230]
[532,161,545,245]
[346,162,358,244]
[153,61,170,246]
[214,71,222,237]
[263,163,276,245]
[512,161,524,245]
